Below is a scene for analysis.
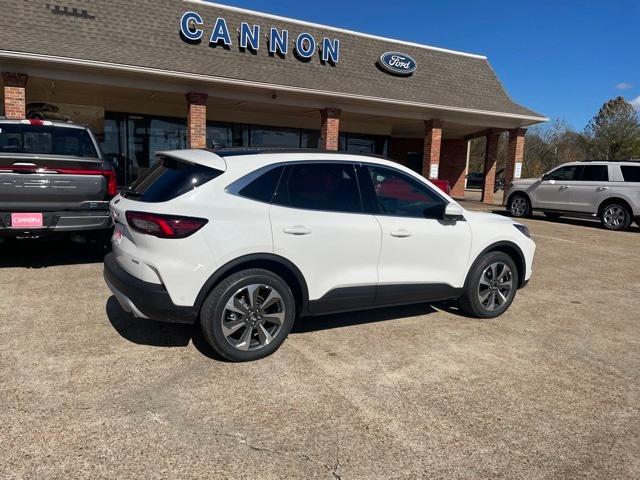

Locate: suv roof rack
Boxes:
[208,147,390,161]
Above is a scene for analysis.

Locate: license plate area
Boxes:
[11,212,43,229]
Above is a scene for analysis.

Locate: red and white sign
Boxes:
[11,213,43,229]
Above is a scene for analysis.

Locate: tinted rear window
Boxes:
[238,166,284,203]
[0,124,98,157]
[621,166,640,182]
[122,156,222,202]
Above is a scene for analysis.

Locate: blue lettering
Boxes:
[296,33,316,59]
[321,38,340,63]
[239,22,260,50]
[180,11,203,41]
[269,28,288,55]
[210,17,232,46]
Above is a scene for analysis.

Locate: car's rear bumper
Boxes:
[0,210,112,236]
[103,252,197,324]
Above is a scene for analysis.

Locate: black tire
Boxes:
[507,193,531,218]
[459,251,519,319]
[543,212,562,220]
[599,202,632,231]
[200,268,295,362]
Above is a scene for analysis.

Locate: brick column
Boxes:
[505,128,527,187]
[320,108,341,151]
[2,73,28,119]
[422,119,442,179]
[481,131,500,204]
[440,139,469,198]
[186,92,208,149]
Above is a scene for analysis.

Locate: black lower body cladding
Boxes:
[103,252,196,324]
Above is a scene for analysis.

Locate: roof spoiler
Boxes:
[155,149,227,172]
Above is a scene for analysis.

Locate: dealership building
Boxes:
[0,0,546,202]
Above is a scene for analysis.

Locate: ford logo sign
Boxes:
[378,51,417,76]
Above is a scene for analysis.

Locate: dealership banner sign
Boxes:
[180,11,341,65]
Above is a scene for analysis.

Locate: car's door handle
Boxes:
[390,229,412,238]
[283,225,312,235]
[597,186,609,191]
[559,185,571,190]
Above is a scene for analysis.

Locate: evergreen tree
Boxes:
[585,96,640,160]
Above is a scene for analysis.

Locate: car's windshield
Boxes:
[0,124,98,158]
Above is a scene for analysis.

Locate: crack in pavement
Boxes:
[142,411,345,479]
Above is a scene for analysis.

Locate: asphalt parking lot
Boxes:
[1,205,639,479]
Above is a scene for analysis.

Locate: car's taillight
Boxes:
[125,211,208,238]
[103,169,117,196]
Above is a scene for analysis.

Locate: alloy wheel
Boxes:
[510,197,527,217]
[477,262,514,312]
[603,206,626,229]
[221,284,285,351]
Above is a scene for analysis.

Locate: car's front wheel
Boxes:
[459,252,518,318]
[600,202,632,231]
[200,269,295,362]
[507,193,531,218]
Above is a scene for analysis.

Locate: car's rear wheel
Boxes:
[200,269,295,362]
[600,203,632,231]
[507,193,531,218]
[460,251,518,318]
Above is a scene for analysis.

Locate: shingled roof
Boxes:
[0,0,545,122]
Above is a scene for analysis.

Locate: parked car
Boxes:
[466,168,504,191]
[0,119,116,238]
[104,148,536,361]
[505,161,640,231]
[431,178,451,195]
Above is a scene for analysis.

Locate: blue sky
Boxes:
[206,0,639,131]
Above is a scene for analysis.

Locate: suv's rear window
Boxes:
[0,124,98,157]
[621,166,640,182]
[122,155,222,202]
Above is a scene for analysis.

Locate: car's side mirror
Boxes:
[443,203,464,220]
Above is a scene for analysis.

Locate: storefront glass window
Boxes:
[103,112,389,187]
[103,112,186,186]
[207,124,233,149]
[250,125,300,148]
[301,129,321,149]
[339,133,388,156]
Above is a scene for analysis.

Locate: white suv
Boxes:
[506,161,640,230]
[104,149,536,361]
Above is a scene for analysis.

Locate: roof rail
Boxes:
[581,159,640,163]
[208,147,391,160]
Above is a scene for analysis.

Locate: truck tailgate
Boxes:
[0,155,113,210]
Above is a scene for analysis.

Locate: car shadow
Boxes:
[106,296,442,360]
[0,236,108,268]
[105,296,228,361]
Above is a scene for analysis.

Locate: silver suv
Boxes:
[505,161,640,230]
